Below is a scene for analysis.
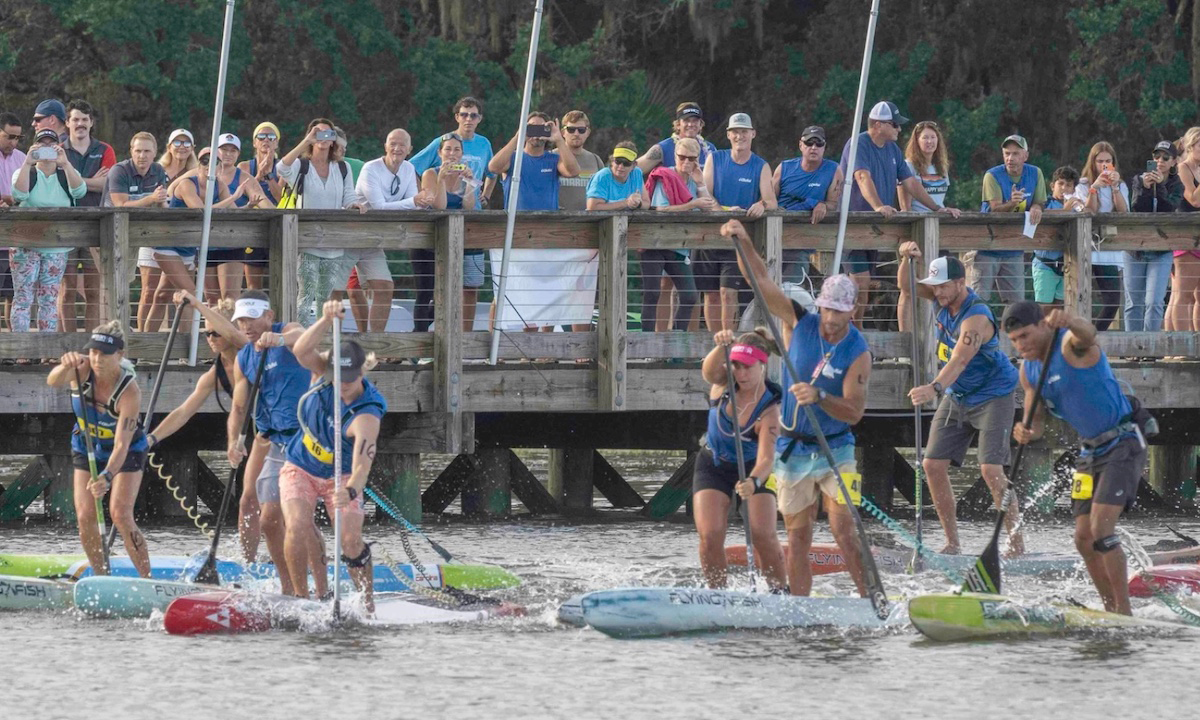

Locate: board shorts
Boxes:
[1071,434,1145,518]
[464,250,486,289]
[772,443,861,517]
[279,461,365,516]
[844,249,877,276]
[254,441,287,504]
[925,391,1014,467]
[73,450,146,474]
[691,447,777,499]
[344,248,392,283]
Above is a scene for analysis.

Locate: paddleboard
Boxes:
[0,574,73,611]
[570,587,902,638]
[1129,564,1200,598]
[73,576,215,618]
[723,543,1081,577]
[908,592,1185,641]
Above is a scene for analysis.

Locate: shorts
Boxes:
[138,246,196,270]
[279,461,365,516]
[925,392,1014,467]
[772,443,860,516]
[965,251,1024,304]
[208,247,255,263]
[1071,435,1146,517]
[344,248,392,283]
[691,249,722,294]
[464,250,486,289]
[73,450,147,474]
[844,249,877,276]
[1031,260,1064,303]
[254,441,287,504]
[691,447,777,499]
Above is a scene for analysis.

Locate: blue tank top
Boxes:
[249,157,278,205]
[709,150,766,209]
[236,322,311,439]
[706,380,782,466]
[447,191,463,210]
[163,176,215,257]
[1024,340,1132,458]
[778,312,870,455]
[227,167,248,208]
[778,157,838,211]
[980,164,1040,259]
[70,366,148,460]
[656,136,716,169]
[935,289,1018,405]
[285,378,387,478]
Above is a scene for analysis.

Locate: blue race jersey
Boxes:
[705,380,782,466]
[70,366,147,461]
[236,322,311,440]
[778,311,870,455]
[285,378,387,478]
[934,289,1018,406]
[1023,339,1132,455]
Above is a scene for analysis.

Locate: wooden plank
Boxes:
[937,221,1065,252]
[592,451,646,508]
[1063,216,1092,321]
[434,214,465,452]
[1095,331,1200,358]
[509,449,561,514]
[268,214,299,323]
[597,215,628,410]
[465,218,598,250]
[627,219,758,251]
[912,216,940,383]
[0,219,97,248]
[624,330,910,360]
[127,218,268,249]
[780,215,913,250]
[0,456,52,521]
[422,453,475,514]
[98,211,129,327]
[298,219,434,250]
[1084,220,1200,252]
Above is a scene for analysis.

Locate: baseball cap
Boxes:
[1000,300,1044,332]
[34,128,59,143]
[83,331,124,354]
[168,129,194,146]
[231,297,271,321]
[330,341,368,382]
[196,147,212,165]
[918,256,966,286]
[217,132,241,151]
[1153,140,1178,159]
[676,103,702,120]
[800,125,826,143]
[868,101,909,126]
[1002,134,1028,150]
[727,113,753,130]
[815,274,858,313]
[33,99,66,124]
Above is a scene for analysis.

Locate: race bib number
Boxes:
[83,422,115,440]
[1071,471,1094,501]
[835,472,862,506]
[302,433,333,464]
[762,474,778,493]
[937,342,951,364]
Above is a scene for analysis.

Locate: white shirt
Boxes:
[278,157,358,258]
[355,157,420,210]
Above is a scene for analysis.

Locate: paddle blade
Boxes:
[961,540,1001,595]
[192,553,221,586]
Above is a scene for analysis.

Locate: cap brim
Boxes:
[815,299,854,313]
[893,114,909,125]
[918,276,951,286]
[82,341,119,354]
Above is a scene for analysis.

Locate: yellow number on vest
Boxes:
[763,474,778,493]
[1071,471,1094,501]
[302,433,333,464]
[835,472,863,506]
[937,342,951,363]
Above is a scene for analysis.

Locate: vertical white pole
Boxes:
[332,313,343,619]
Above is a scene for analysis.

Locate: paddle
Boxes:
[723,344,757,589]
[906,257,925,574]
[363,485,454,563]
[961,329,1059,595]
[331,303,344,621]
[192,339,269,585]
[728,230,890,620]
[70,365,110,574]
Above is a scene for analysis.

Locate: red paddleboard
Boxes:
[1129,564,1200,598]
[163,591,272,635]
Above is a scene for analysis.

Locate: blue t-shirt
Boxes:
[1034,197,1065,265]
[409,133,495,210]
[838,132,912,211]
[501,152,559,211]
[708,150,766,209]
[236,323,311,440]
[586,166,645,203]
[657,136,716,168]
[778,157,839,212]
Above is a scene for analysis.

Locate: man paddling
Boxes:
[1003,301,1147,615]
[897,247,1024,556]
[725,219,872,598]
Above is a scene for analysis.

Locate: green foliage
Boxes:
[813,43,934,132]
[936,95,1017,209]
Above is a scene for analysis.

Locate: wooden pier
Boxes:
[0,209,1196,524]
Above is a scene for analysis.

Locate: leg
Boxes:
[339,511,373,612]
[1122,252,1146,332]
[82,252,101,330]
[746,491,787,590]
[244,257,265,289]
[281,498,315,598]
[255,444,294,594]
[664,256,697,331]
[981,463,1024,555]
[348,287,370,331]
[110,470,150,578]
[639,252,665,333]
[35,250,68,332]
[237,436,270,563]
[410,249,436,332]
[719,286,739,333]
[996,256,1025,304]
[924,457,959,553]
[1088,503,1130,614]
[58,252,77,331]
[154,254,196,335]
[136,265,160,331]
[8,248,36,333]
[654,274,672,332]
[72,468,109,575]
[826,499,867,597]
[365,278,394,332]
[692,488,732,588]
[1144,252,1173,332]
[851,270,871,328]
[783,507,817,596]
[216,261,244,300]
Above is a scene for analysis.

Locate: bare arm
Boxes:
[700,332,734,385]
[812,351,871,424]
[173,291,248,348]
[292,302,339,375]
[226,356,249,461]
[1050,308,1101,368]
[1012,362,1047,443]
[854,169,890,211]
[636,144,663,175]
[896,243,936,301]
[931,314,992,389]
[104,384,142,477]
[756,162,777,211]
[421,169,448,210]
[749,404,780,480]
[149,368,218,443]
[488,135,519,176]
[344,414,381,494]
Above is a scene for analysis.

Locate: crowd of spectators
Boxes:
[1,93,1199,348]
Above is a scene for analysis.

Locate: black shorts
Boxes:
[691,250,722,294]
[844,249,878,276]
[73,450,147,474]
[692,447,776,499]
[1071,435,1145,517]
[208,247,261,264]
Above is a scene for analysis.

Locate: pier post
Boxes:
[373,453,422,524]
[268,214,299,323]
[461,447,511,516]
[1064,216,1093,322]
[435,214,466,452]
[597,215,628,411]
[1148,444,1198,509]
[43,454,76,524]
[98,211,129,326]
[547,447,594,512]
[912,217,939,381]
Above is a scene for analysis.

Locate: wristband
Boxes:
[100,469,113,485]
[817,388,828,403]
[746,476,761,489]
[346,486,358,502]
[275,334,284,347]
[146,433,158,450]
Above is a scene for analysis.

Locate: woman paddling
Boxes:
[47,322,151,577]
[693,329,788,590]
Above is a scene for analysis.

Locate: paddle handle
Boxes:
[70,365,110,572]
[331,303,343,619]
[722,345,756,588]
[907,257,924,572]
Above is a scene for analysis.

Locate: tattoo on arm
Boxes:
[961,330,981,347]
[360,442,376,462]
[647,145,662,162]
[122,417,137,432]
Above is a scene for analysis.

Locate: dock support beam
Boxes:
[461,447,511,517]
[373,453,423,524]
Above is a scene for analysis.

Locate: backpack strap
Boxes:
[55,169,75,207]
[295,158,310,196]
[338,161,348,182]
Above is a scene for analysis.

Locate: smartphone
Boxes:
[32,146,57,161]
[526,124,552,139]
[1146,159,1159,173]
[314,129,337,141]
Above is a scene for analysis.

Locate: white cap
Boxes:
[217,133,241,151]
[168,128,194,145]
[727,113,753,130]
[231,297,270,321]
[867,101,909,125]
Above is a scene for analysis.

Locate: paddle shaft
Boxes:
[71,365,110,572]
[332,311,343,620]
[729,233,890,618]
[723,345,757,587]
[907,258,924,573]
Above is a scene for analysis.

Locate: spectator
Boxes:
[1033,166,1085,311]
[420,133,483,331]
[335,127,365,182]
[355,128,434,332]
[840,101,959,326]
[59,100,116,332]
[160,129,198,181]
[556,110,605,332]
[640,135,709,332]
[31,99,67,143]
[487,112,583,333]
[0,112,24,206]
[278,118,367,327]
[585,141,648,211]
[133,128,198,329]
[701,113,777,332]
[1124,140,1180,332]
[236,122,281,292]
[10,128,85,333]
[975,134,1044,305]
[636,102,717,174]
[106,132,171,331]
[775,125,842,285]
[899,121,951,213]
[1079,141,1128,331]
[1172,128,1200,332]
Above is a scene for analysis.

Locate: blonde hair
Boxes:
[904,121,950,177]
[92,320,125,338]
[675,137,701,159]
[317,349,379,376]
[735,328,780,357]
[213,298,235,320]
[1178,127,1200,157]
[129,131,157,149]
[1081,141,1119,184]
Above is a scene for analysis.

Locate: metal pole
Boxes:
[831,0,882,275]
[188,0,237,365]
[488,0,545,365]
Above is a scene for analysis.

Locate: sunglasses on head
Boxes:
[677,154,698,162]
[802,139,825,148]
[255,133,277,141]
[612,158,633,167]
[457,111,481,120]
[564,126,588,134]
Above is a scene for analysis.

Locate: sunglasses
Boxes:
[457,112,481,120]
[563,126,589,134]
[612,158,633,167]
[1152,154,1171,161]
[2,132,23,141]
[389,174,401,195]
[255,133,277,141]
[677,154,698,162]
[802,139,825,147]
[887,121,900,129]
[171,139,193,148]
[204,330,220,339]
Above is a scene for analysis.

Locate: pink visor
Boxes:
[729,344,768,366]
